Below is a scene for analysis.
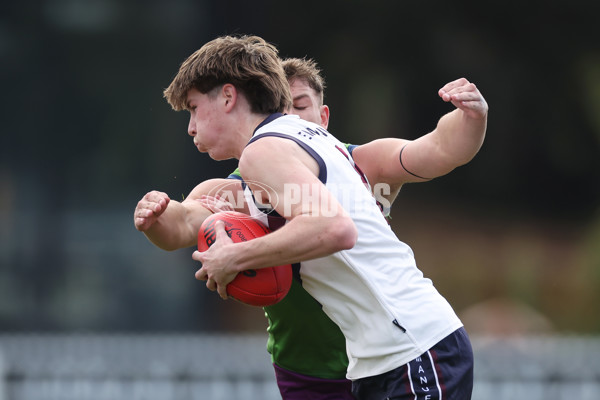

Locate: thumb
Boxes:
[192,250,204,262]
[214,220,231,242]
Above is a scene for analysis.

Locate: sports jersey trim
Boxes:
[346,144,358,155]
[247,133,327,184]
[254,113,286,132]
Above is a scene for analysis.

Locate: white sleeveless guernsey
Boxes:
[245,114,463,380]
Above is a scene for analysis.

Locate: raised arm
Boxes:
[134,178,243,251]
[351,77,488,205]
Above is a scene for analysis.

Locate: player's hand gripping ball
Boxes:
[198,211,293,306]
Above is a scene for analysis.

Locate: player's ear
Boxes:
[222,84,237,111]
[320,105,330,129]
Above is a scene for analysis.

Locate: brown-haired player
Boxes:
[136,35,487,398]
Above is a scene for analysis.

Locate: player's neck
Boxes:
[231,113,270,159]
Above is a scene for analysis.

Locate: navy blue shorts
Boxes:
[351,327,474,400]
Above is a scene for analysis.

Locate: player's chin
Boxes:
[201,146,221,159]
[197,147,210,155]
[208,151,232,161]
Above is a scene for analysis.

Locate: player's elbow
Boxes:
[145,231,193,252]
[160,243,180,252]
[147,236,178,252]
[434,139,483,174]
[328,215,358,251]
[450,153,475,169]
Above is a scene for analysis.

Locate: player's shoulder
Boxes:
[258,113,329,137]
[255,113,300,133]
[243,135,297,163]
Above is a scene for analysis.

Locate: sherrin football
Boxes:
[197,211,293,307]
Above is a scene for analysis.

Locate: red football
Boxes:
[197,211,293,307]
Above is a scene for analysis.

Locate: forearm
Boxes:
[146,178,242,251]
[229,214,357,272]
[144,200,210,251]
[435,108,487,166]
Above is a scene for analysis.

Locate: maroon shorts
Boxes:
[273,363,355,400]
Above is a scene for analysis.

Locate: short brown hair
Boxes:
[282,57,326,104]
[164,35,292,114]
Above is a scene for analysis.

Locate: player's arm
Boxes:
[134,178,243,251]
[352,77,488,201]
[194,137,358,299]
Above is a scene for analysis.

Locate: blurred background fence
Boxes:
[0,333,599,400]
[0,333,279,400]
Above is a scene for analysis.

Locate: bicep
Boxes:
[355,134,453,185]
[352,138,409,185]
[401,132,457,180]
[240,138,338,220]
[186,179,237,200]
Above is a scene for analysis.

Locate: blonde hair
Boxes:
[282,57,326,104]
[164,35,292,114]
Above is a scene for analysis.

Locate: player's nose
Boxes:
[187,117,196,136]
